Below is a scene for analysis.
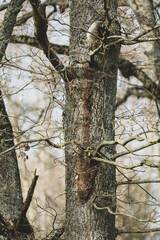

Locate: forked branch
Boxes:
[29,0,69,82]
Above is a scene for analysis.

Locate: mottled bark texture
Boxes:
[0,92,34,239]
[63,0,120,239]
[0,92,22,231]
[0,0,25,60]
[0,0,33,239]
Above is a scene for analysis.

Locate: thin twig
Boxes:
[117,179,160,186]
[93,203,159,223]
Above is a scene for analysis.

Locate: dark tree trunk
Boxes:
[64,0,120,239]
[0,92,33,239]
[0,0,34,239]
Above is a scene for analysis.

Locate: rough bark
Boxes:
[0,92,34,240]
[0,0,34,239]
[0,0,25,60]
[63,0,120,239]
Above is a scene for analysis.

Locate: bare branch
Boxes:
[16,170,39,230]
[93,203,159,224]
[14,0,68,26]
[94,204,160,234]
[0,171,38,236]
[97,131,160,152]
[118,58,157,91]
[116,88,152,108]
[112,138,160,160]
[0,3,8,11]
[0,138,72,156]
[29,0,70,82]
[10,35,69,54]
[16,12,33,26]
[105,25,160,46]
[92,156,159,170]
[118,228,160,235]
[116,168,156,200]
[117,179,160,186]
[131,25,160,42]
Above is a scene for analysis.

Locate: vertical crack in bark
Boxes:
[75,77,98,200]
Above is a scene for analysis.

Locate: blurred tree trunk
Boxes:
[0,0,33,239]
[64,0,120,239]
[119,0,160,82]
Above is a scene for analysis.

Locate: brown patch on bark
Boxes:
[75,77,98,200]
[75,156,98,200]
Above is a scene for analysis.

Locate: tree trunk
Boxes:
[0,0,33,239]
[64,0,120,239]
[0,92,33,239]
